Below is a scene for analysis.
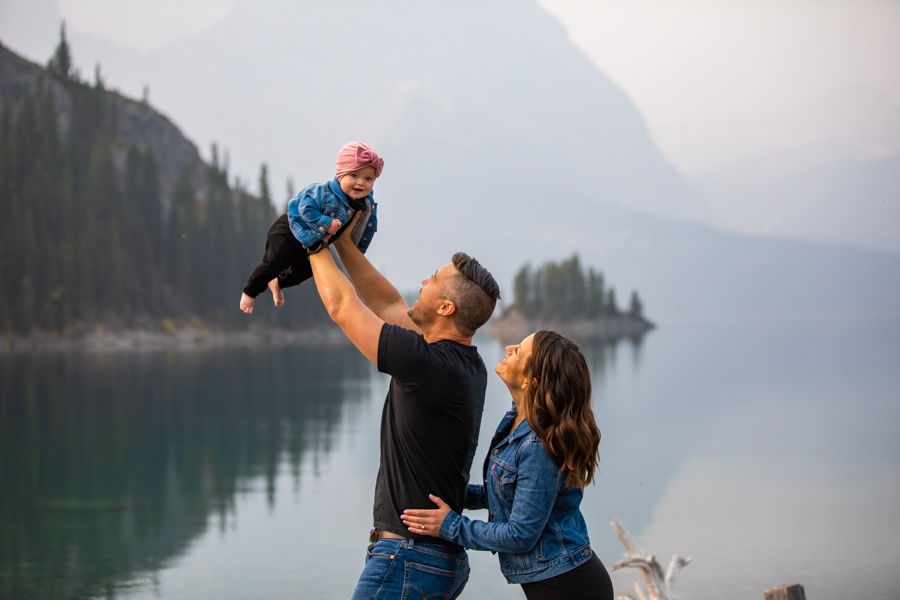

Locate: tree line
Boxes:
[512,254,645,320]
[0,28,327,334]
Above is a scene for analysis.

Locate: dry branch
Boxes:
[610,517,692,600]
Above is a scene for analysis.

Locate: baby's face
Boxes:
[339,166,376,200]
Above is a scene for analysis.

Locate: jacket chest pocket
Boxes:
[489,458,518,504]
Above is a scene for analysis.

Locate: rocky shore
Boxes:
[0,322,350,354]
[489,309,655,344]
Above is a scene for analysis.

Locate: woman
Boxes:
[402,330,614,600]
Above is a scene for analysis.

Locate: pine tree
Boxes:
[167,167,199,304]
[606,288,618,314]
[48,22,73,82]
[629,291,644,318]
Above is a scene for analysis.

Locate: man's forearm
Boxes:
[333,236,406,319]
[308,248,380,363]
[309,248,357,317]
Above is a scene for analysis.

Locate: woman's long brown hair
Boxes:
[523,330,601,489]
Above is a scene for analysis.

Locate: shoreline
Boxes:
[489,309,656,344]
[3,310,661,355]
[0,323,351,354]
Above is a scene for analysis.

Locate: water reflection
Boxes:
[0,345,369,600]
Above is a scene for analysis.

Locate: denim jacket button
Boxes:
[318,227,324,232]
[368,223,372,227]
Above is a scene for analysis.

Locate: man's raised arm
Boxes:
[308,248,385,364]
[332,232,420,333]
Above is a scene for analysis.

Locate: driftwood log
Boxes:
[609,517,691,600]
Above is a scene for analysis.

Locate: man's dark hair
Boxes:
[442,252,501,337]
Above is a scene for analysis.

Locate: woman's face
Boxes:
[495,333,535,391]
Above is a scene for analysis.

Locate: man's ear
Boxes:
[437,299,456,317]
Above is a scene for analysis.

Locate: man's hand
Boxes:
[331,213,420,333]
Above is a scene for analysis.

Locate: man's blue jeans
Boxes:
[351,539,470,600]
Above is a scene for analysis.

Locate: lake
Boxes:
[1,314,898,599]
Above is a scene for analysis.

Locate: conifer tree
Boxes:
[629,291,643,318]
[606,288,618,313]
[48,22,73,82]
[511,255,634,320]
[167,167,199,302]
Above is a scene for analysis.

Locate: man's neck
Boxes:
[422,325,472,346]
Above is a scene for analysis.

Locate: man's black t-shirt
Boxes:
[373,323,487,546]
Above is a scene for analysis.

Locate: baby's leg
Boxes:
[276,255,314,294]
[268,278,284,307]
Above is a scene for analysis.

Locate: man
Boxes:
[309,228,500,599]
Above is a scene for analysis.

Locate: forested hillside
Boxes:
[0,31,327,334]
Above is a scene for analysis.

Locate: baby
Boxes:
[239,142,382,314]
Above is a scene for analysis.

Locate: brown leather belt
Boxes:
[369,528,407,543]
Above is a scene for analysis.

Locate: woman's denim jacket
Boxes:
[286,177,377,252]
[439,404,593,584]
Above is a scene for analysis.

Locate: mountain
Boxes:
[3,0,899,328]
[58,0,708,222]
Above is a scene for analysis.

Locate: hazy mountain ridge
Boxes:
[697,152,900,255]
[670,86,900,254]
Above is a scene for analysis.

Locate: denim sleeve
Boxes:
[298,187,333,239]
[465,484,487,511]
[439,440,560,553]
[355,201,377,254]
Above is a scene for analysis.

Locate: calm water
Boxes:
[1,315,899,600]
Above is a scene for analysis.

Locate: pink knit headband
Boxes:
[335,142,384,181]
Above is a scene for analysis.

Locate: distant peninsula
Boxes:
[490,255,655,343]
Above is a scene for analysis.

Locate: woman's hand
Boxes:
[402,494,451,537]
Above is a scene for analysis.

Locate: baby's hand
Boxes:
[326,219,341,235]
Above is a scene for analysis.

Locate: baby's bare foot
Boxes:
[268,279,284,306]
